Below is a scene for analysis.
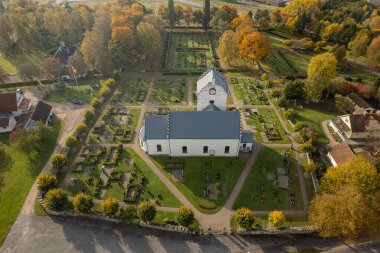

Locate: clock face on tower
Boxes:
[209,88,216,95]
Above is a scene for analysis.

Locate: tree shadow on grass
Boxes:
[0,148,13,189]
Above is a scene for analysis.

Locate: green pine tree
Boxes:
[168,0,175,29]
[203,0,210,28]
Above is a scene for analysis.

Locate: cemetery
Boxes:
[65,146,180,207]
[233,147,304,211]
[91,108,140,144]
[244,108,290,143]
[149,78,187,105]
[152,156,245,214]
[112,78,149,105]
[162,31,217,75]
[230,77,269,105]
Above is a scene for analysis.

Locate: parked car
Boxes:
[72,99,84,105]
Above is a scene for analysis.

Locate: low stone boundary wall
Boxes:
[237,226,317,235]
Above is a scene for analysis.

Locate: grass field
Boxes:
[292,102,340,144]
[152,156,246,214]
[0,47,48,75]
[233,147,304,211]
[0,120,61,245]
[45,77,103,104]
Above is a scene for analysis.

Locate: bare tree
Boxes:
[41,57,62,79]
[18,62,41,81]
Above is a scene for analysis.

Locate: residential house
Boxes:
[327,142,355,167]
[0,91,31,133]
[26,100,53,127]
[139,68,254,157]
[347,92,375,114]
[329,111,380,141]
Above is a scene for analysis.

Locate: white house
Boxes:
[329,111,380,141]
[139,68,254,157]
[26,100,53,128]
[0,91,31,133]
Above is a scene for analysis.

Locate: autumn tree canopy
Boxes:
[239,31,270,63]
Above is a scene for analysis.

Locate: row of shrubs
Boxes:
[37,173,197,227]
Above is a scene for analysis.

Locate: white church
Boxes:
[139,68,254,157]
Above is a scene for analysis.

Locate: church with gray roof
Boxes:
[139,68,254,157]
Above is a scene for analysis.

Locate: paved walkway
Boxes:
[322,120,338,147]
[187,77,193,106]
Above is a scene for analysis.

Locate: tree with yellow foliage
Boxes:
[109,26,136,66]
[309,185,376,238]
[231,13,254,30]
[239,31,270,64]
[305,52,336,102]
[268,210,285,228]
[218,30,239,66]
[320,156,380,196]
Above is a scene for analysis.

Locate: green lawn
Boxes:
[233,147,304,211]
[45,77,103,104]
[152,156,246,214]
[65,148,181,208]
[0,120,61,245]
[229,77,269,105]
[0,47,48,75]
[245,108,291,144]
[292,102,340,144]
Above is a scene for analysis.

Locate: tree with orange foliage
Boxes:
[109,26,136,66]
[239,31,270,65]
[231,13,254,30]
[235,23,256,42]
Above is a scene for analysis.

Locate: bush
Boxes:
[294,122,304,132]
[176,206,195,227]
[284,109,296,121]
[338,82,354,95]
[72,193,93,213]
[91,98,102,110]
[276,96,287,108]
[65,135,77,148]
[37,173,57,192]
[235,207,255,229]
[104,78,116,88]
[44,189,68,211]
[269,88,282,98]
[51,153,68,170]
[261,73,267,81]
[299,140,315,154]
[268,210,285,228]
[284,79,305,100]
[355,83,377,99]
[304,162,318,173]
[120,206,137,221]
[101,197,119,216]
[84,109,96,123]
[137,201,157,222]
[75,123,87,134]
[100,86,112,97]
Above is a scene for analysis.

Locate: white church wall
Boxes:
[146,139,170,155]
[169,139,240,157]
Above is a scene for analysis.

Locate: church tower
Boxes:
[196,68,228,111]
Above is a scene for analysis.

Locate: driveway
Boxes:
[20,88,89,215]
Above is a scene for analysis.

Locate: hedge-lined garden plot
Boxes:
[163,32,218,75]
[233,147,304,211]
[90,108,140,144]
[112,78,149,105]
[245,108,290,143]
[149,78,187,105]
[65,146,180,207]
[230,77,269,105]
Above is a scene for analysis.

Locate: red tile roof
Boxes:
[0,92,17,113]
[18,98,31,110]
[329,142,355,165]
